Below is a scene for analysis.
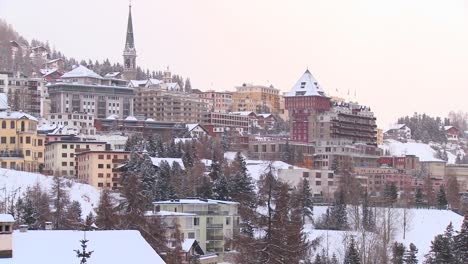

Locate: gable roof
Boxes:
[0,111,38,121]
[61,65,102,79]
[0,230,166,264]
[285,69,325,97]
[384,124,408,133]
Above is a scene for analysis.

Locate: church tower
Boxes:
[123,3,137,80]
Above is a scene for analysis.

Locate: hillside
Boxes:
[0,168,100,217]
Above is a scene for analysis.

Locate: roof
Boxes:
[150,158,185,169]
[285,69,325,97]
[125,116,138,121]
[0,230,166,264]
[182,239,197,252]
[0,93,7,110]
[230,111,256,116]
[0,214,14,222]
[106,114,119,120]
[186,123,204,132]
[384,124,408,133]
[165,83,179,90]
[61,65,102,79]
[129,80,148,87]
[0,111,38,122]
[444,126,458,131]
[153,198,238,205]
[104,72,121,78]
[146,211,197,217]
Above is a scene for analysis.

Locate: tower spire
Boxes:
[125,2,135,50]
[123,1,137,80]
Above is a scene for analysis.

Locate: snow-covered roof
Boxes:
[0,93,7,110]
[230,111,256,116]
[148,211,197,217]
[148,79,162,86]
[124,116,137,121]
[104,72,121,78]
[224,151,247,161]
[106,114,119,120]
[0,111,38,121]
[379,139,446,162]
[0,214,14,222]
[285,69,325,97]
[0,230,166,264]
[146,118,155,122]
[165,82,179,90]
[129,80,148,87]
[444,125,458,131]
[46,58,62,64]
[246,160,300,181]
[61,65,102,79]
[182,239,196,252]
[384,123,408,133]
[257,113,273,118]
[186,123,201,132]
[154,198,238,205]
[150,157,185,169]
[40,68,58,76]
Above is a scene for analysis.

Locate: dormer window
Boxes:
[300,82,306,88]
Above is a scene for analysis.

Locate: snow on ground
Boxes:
[245,160,299,181]
[380,139,444,162]
[307,206,464,261]
[0,168,100,217]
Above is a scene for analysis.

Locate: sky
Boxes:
[0,0,467,127]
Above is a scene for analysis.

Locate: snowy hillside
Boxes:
[308,206,464,261]
[0,169,100,217]
[380,139,456,164]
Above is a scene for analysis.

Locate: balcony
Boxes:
[207,223,224,229]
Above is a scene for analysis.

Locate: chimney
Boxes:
[44,222,52,230]
[0,214,14,258]
[19,225,28,233]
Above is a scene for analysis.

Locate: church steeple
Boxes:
[123,2,137,80]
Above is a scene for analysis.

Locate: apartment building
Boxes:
[134,87,208,123]
[232,83,280,114]
[76,150,130,189]
[0,72,43,117]
[152,198,239,260]
[47,65,134,119]
[198,90,233,113]
[201,112,250,135]
[44,139,107,177]
[46,112,96,135]
[0,111,45,172]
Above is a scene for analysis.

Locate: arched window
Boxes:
[1,121,5,129]
[10,121,15,129]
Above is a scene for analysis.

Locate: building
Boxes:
[198,90,233,113]
[377,128,383,145]
[44,138,108,177]
[133,88,207,123]
[186,124,209,138]
[384,124,411,142]
[46,112,96,135]
[152,198,239,260]
[47,66,134,119]
[232,83,280,114]
[285,70,377,145]
[123,4,137,80]
[446,164,468,192]
[76,150,130,190]
[0,111,45,172]
[0,72,42,117]
[444,126,460,142]
[0,214,166,264]
[201,112,250,136]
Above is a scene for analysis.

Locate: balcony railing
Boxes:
[207,223,224,229]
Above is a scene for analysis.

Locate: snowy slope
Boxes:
[0,169,100,217]
[307,206,464,262]
[380,139,444,162]
[245,160,299,181]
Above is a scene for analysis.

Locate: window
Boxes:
[25,150,31,156]
[69,162,74,166]
[38,152,43,158]
[316,181,321,186]
[98,155,104,159]
[62,144,67,149]
[38,139,43,146]
[328,173,334,178]
[10,121,14,129]
[98,173,104,178]
[106,164,111,169]
[26,137,31,144]
[62,153,67,158]
[303,172,309,178]
[62,162,67,166]
[194,218,200,226]
[1,121,5,129]
[315,172,321,178]
[19,137,23,143]
[226,217,230,225]
[70,144,74,149]
[98,183,103,187]
[98,164,104,169]
[188,232,195,239]
[0,137,6,144]
[107,155,111,159]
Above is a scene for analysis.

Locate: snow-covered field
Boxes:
[0,169,100,217]
[307,206,464,261]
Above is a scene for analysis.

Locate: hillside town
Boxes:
[0,3,467,264]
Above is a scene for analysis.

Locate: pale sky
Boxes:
[1,0,467,127]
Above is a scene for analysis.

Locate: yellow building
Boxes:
[377,128,383,145]
[152,199,239,261]
[232,84,280,114]
[0,111,45,172]
[76,150,130,190]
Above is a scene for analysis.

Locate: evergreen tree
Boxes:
[184,78,192,93]
[454,214,468,263]
[84,212,95,230]
[425,223,457,263]
[297,178,314,223]
[384,182,398,205]
[155,161,175,200]
[437,186,448,209]
[362,190,375,231]
[229,152,256,208]
[391,242,406,264]
[50,175,70,229]
[213,175,230,201]
[280,140,295,164]
[329,189,348,230]
[344,236,361,264]
[64,200,82,229]
[95,189,118,230]
[415,187,424,208]
[403,243,418,264]
[196,176,213,199]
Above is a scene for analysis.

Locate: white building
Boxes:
[384,124,412,142]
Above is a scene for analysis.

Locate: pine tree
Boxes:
[64,200,82,229]
[415,187,424,208]
[229,152,256,209]
[453,214,467,263]
[50,175,70,230]
[297,178,314,223]
[384,182,398,206]
[95,189,118,230]
[196,176,213,199]
[213,175,230,201]
[84,212,95,230]
[391,242,406,264]
[437,186,448,209]
[403,243,418,264]
[344,236,361,264]
[362,190,375,231]
[329,189,348,230]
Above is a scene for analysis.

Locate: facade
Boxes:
[47,66,134,119]
[46,112,96,135]
[44,139,108,177]
[232,84,280,114]
[444,126,459,142]
[186,124,209,138]
[384,124,411,142]
[377,128,383,145]
[152,199,239,260]
[201,112,250,135]
[198,90,233,113]
[1,72,42,117]
[133,88,208,123]
[285,70,377,145]
[446,164,468,192]
[0,111,45,172]
[277,168,337,201]
[76,150,130,189]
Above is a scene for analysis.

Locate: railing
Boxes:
[207,223,224,229]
